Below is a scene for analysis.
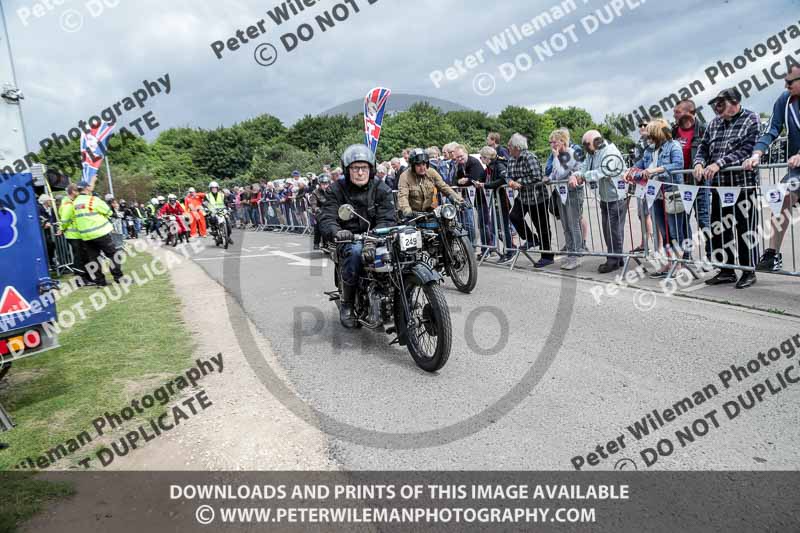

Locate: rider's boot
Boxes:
[339,283,357,328]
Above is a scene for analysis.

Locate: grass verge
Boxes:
[0,249,194,530]
[0,473,74,532]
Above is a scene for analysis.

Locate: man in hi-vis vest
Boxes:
[58,184,93,286]
[73,181,124,286]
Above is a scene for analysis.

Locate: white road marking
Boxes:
[194,251,328,267]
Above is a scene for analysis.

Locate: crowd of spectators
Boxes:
[39,72,800,292]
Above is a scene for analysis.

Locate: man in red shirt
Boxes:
[672,99,708,261]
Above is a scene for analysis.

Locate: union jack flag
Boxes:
[80,121,115,184]
[363,87,391,154]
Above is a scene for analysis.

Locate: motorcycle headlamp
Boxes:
[440,203,457,220]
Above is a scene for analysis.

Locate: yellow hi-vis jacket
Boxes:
[73,194,113,241]
[207,191,226,210]
[58,197,81,240]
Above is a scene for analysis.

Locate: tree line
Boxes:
[36,103,633,200]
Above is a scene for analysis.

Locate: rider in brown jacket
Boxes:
[397,148,464,217]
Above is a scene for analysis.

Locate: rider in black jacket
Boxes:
[320,144,396,328]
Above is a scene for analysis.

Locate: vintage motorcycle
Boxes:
[124,215,137,239]
[407,204,478,293]
[326,205,452,372]
[208,207,232,249]
[161,215,189,247]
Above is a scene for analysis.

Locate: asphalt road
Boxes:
[190,228,800,471]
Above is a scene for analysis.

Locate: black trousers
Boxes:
[710,187,759,273]
[509,200,553,259]
[83,234,123,285]
[314,223,322,245]
[67,238,92,282]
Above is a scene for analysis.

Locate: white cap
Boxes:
[38,194,52,204]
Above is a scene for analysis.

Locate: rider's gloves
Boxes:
[361,242,377,263]
[335,229,353,242]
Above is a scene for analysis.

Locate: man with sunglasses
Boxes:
[744,67,800,272]
[693,88,761,289]
[320,144,397,328]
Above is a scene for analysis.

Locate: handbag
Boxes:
[663,142,685,215]
[664,190,685,215]
[548,187,561,220]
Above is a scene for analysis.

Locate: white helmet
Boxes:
[157,195,165,202]
[167,194,177,201]
[104,193,114,201]
[150,198,158,205]
[188,187,196,193]
[209,181,219,189]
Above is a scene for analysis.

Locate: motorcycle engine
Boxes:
[363,286,393,329]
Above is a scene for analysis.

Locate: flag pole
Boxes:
[105,156,114,197]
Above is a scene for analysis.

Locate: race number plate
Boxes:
[400,231,421,251]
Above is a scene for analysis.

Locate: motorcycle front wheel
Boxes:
[398,277,452,372]
[220,221,230,249]
[445,234,478,293]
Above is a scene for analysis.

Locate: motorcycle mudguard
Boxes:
[405,263,442,285]
[393,263,441,347]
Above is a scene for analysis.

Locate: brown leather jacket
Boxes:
[397,167,462,216]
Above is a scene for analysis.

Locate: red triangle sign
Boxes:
[0,286,31,316]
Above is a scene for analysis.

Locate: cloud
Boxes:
[1,0,793,151]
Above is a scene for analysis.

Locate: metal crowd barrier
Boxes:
[47,226,74,277]
[477,161,800,280]
[654,163,799,278]
[258,197,313,234]
[482,181,647,274]
[292,152,800,283]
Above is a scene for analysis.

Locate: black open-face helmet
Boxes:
[408,148,430,174]
[408,148,430,168]
[341,144,376,181]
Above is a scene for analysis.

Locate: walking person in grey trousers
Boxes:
[571,130,629,274]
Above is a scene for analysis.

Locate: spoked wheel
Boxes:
[220,222,230,249]
[401,278,452,372]
[445,235,478,293]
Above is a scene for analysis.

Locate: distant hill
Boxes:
[320,93,472,116]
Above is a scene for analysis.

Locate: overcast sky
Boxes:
[3,0,798,150]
